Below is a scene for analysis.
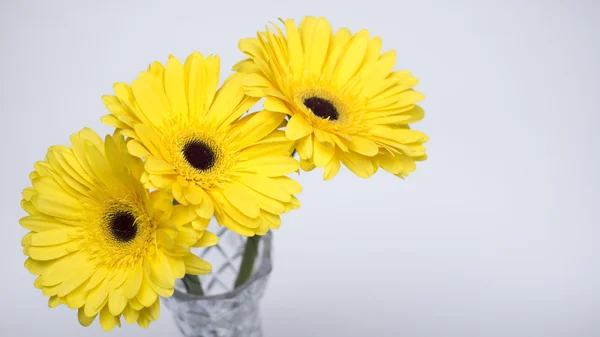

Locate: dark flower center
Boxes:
[109,211,137,242]
[183,140,216,171]
[303,97,339,121]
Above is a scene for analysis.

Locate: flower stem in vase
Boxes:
[182,274,204,296]
[234,235,262,288]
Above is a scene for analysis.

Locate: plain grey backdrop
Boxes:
[1,0,599,336]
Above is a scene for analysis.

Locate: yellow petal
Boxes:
[146,282,172,300]
[285,114,313,140]
[58,262,95,297]
[166,255,186,278]
[307,18,332,76]
[296,134,313,159]
[137,315,151,328]
[363,51,398,97]
[230,110,285,148]
[25,241,77,261]
[78,308,97,327]
[238,138,293,159]
[285,19,304,73]
[218,198,261,229]
[108,270,128,289]
[184,52,207,118]
[313,139,335,167]
[65,283,89,309]
[209,72,246,127]
[126,139,152,158]
[183,254,212,275]
[85,277,110,317]
[149,61,165,80]
[323,28,352,75]
[99,305,121,332]
[172,181,184,204]
[132,72,170,127]
[128,297,144,311]
[211,76,260,130]
[264,97,292,115]
[85,266,110,291]
[32,176,80,203]
[68,133,99,184]
[338,151,375,178]
[184,185,205,205]
[174,226,199,248]
[239,35,268,62]
[260,211,282,230]
[219,216,257,236]
[241,73,276,97]
[108,270,128,290]
[380,152,417,176]
[170,205,197,226]
[28,227,80,246]
[194,196,214,219]
[108,286,127,316]
[191,217,210,232]
[203,55,221,113]
[146,252,175,290]
[157,229,175,251]
[299,157,316,171]
[242,186,285,214]
[255,220,269,235]
[330,134,349,152]
[116,264,138,299]
[83,141,114,183]
[193,231,219,248]
[334,29,370,84]
[134,123,165,158]
[345,136,379,156]
[165,55,188,117]
[78,128,105,152]
[237,175,292,202]
[145,157,176,174]
[20,215,67,232]
[123,305,140,324]
[136,277,158,307]
[234,156,299,177]
[146,298,161,321]
[24,258,48,275]
[324,157,341,181]
[48,295,62,308]
[32,194,82,220]
[356,37,383,79]
[313,128,334,146]
[371,126,429,144]
[232,58,260,73]
[37,253,78,286]
[269,176,302,195]
[223,183,260,218]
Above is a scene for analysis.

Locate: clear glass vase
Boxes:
[163,228,272,337]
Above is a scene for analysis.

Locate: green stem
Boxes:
[234,235,261,288]
[182,274,204,296]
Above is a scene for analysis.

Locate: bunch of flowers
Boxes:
[19,16,427,331]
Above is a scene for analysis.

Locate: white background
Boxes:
[1,1,599,336]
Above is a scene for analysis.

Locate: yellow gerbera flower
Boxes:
[234,17,428,180]
[20,129,217,331]
[101,52,301,237]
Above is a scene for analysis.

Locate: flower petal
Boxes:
[285,114,313,140]
[222,183,260,218]
[183,254,212,275]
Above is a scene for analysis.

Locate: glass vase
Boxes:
[164,228,273,337]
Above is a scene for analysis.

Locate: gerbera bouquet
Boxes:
[19,16,427,331]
